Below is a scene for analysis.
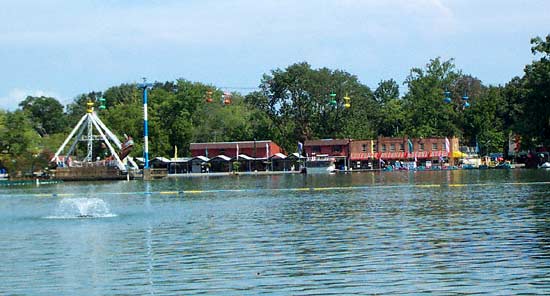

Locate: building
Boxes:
[349,139,376,169]
[180,137,461,173]
[188,140,285,172]
[304,139,351,169]
[189,140,283,159]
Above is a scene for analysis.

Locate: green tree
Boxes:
[0,110,42,174]
[463,85,506,154]
[513,35,550,147]
[245,62,376,151]
[19,96,66,136]
[402,57,463,137]
[373,79,405,136]
[374,79,399,104]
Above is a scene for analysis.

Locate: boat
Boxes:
[495,162,513,169]
[0,169,8,180]
[50,102,139,181]
[305,155,337,174]
[539,162,550,169]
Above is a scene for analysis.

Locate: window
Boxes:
[432,143,438,151]
[332,145,342,153]
[362,144,367,152]
[312,146,321,153]
[399,143,404,151]
[390,144,396,152]
[419,143,424,151]
[382,144,387,152]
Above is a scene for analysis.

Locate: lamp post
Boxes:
[138,78,153,180]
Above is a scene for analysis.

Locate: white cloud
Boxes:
[0,89,62,111]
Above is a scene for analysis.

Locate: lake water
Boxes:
[1,170,550,295]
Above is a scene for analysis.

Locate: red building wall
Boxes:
[304,139,350,157]
[190,141,283,158]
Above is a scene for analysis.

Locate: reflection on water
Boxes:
[1,170,550,295]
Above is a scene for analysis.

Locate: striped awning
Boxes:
[431,151,448,157]
[379,152,408,159]
[350,152,376,160]
[351,151,451,160]
[413,151,449,158]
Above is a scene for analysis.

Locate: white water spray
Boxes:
[47,198,116,219]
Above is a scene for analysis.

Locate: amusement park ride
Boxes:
[205,90,233,105]
[443,89,470,109]
[205,89,351,107]
[329,92,351,108]
[50,99,138,180]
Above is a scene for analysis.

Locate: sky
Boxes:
[1,0,549,110]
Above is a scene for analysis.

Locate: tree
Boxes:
[0,110,42,174]
[245,62,376,151]
[19,96,66,136]
[512,35,550,147]
[402,57,462,137]
[374,79,399,104]
[463,85,506,154]
[373,79,405,136]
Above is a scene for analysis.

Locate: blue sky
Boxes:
[1,0,549,110]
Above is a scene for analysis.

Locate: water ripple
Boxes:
[2,171,550,294]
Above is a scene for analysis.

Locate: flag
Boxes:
[205,147,208,158]
[475,140,480,154]
[370,140,374,153]
[408,139,413,153]
[414,152,418,163]
[174,145,178,159]
[236,143,239,160]
[445,137,450,154]
[298,142,303,156]
[266,142,270,158]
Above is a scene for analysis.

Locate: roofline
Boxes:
[190,140,273,145]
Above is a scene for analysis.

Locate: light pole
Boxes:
[138,78,153,180]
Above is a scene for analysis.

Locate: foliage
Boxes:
[402,57,462,137]
[511,35,550,147]
[373,79,404,137]
[245,62,376,152]
[463,86,506,154]
[0,110,43,174]
[19,96,66,136]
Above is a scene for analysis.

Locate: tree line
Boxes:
[1,35,549,174]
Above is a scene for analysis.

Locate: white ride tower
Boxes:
[51,101,136,171]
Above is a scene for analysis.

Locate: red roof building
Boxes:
[303,139,350,158]
[189,140,283,158]
[349,136,459,160]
